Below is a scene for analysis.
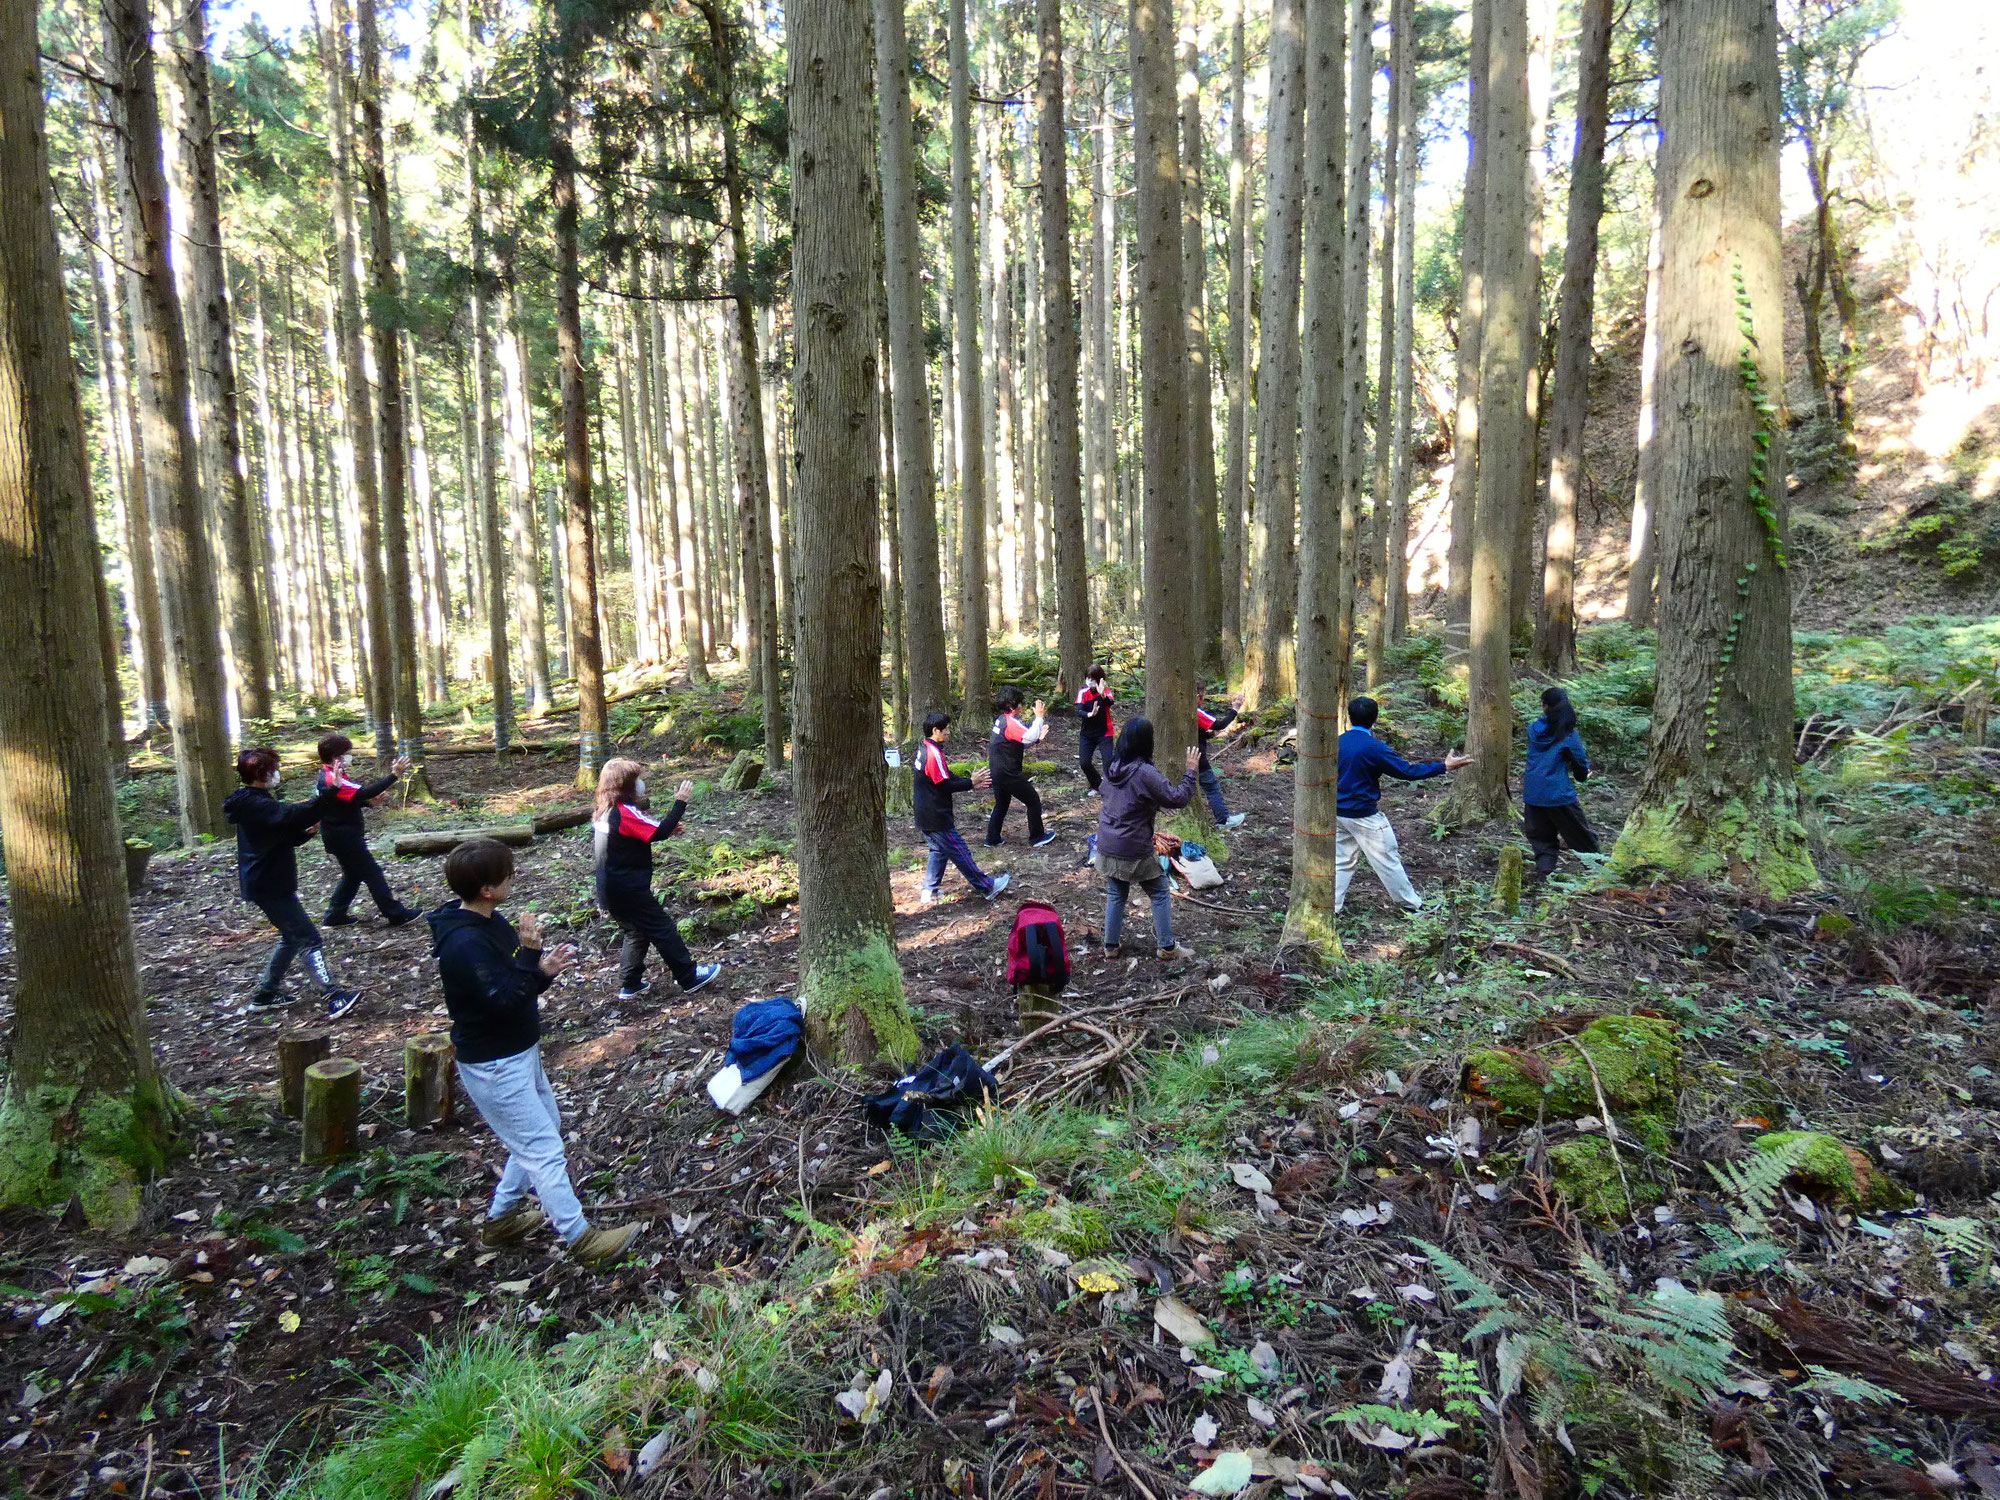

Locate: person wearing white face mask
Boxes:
[591,758,721,1001]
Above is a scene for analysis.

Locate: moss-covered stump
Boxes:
[1551,1137,1668,1221]
[1609,779,1818,899]
[1755,1131,1913,1210]
[719,751,764,793]
[800,932,919,1067]
[883,768,914,818]
[1162,809,1227,863]
[1465,1015,1681,1122]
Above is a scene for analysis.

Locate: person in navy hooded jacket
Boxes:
[1522,686,1600,875]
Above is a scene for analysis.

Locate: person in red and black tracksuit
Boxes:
[986,687,1058,848]
[592,757,721,1001]
[914,711,1010,904]
[222,747,362,1018]
[1075,665,1116,795]
[315,733,419,926]
[1195,693,1248,829]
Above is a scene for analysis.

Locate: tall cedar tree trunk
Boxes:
[1443,0,1491,650]
[1132,0,1198,758]
[172,0,272,721]
[0,11,171,1226]
[1624,210,1663,622]
[950,0,989,710]
[874,0,951,735]
[1613,0,1814,895]
[663,294,709,681]
[1242,0,1307,708]
[499,282,552,711]
[1440,0,1531,825]
[1365,0,1403,689]
[1284,0,1348,956]
[1039,0,1092,696]
[1385,0,1416,646]
[551,132,607,789]
[462,0,511,749]
[1335,0,1371,710]
[1220,0,1249,663]
[1179,26,1222,675]
[1535,0,1613,675]
[356,0,430,788]
[104,0,232,842]
[698,0,785,772]
[321,0,394,759]
[787,0,918,1064]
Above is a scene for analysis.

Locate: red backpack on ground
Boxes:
[1006,902,1071,990]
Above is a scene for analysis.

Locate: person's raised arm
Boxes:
[1564,733,1591,781]
[1026,700,1050,745]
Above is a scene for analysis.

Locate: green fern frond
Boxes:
[1804,1365,1905,1406]
[1412,1238,1528,1336]
[1710,1134,1817,1231]
[1693,1225,1787,1275]
[1920,1215,1991,1267]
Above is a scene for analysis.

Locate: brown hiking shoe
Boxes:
[569,1221,643,1269]
[478,1204,547,1247]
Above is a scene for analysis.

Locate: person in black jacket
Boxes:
[222,747,360,1018]
[985,687,1057,848]
[1074,665,1116,795]
[592,758,721,1001]
[914,711,1010,904]
[315,733,418,926]
[427,838,640,1269]
[1195,693,1249,829]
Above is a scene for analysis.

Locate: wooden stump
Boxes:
[718,750,764,792]
[404,1034,456,1129]
[277,1032,332,1119]
[1017,986,1061,1025]
[301,1058,363,1163]
[391,823,534,858]
[1495,845,1524,914]
[123,839,154,894]
[1965,686,1992,748]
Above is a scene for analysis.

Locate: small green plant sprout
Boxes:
[1919,1214,1993,1278]
[1432,1348,1492,1423]
[1802,1365,1905,1406]
[1708,1132,1819,1234]
[1329,1402,1459,1443]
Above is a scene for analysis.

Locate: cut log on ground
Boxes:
[277,1032,332,1119]
[392,824,535,858]
[719,750,764,791]
[301,1058,362,1162]
[404,1033,456,1128]
[530,807,592,835]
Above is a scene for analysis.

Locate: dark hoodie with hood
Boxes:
[1094,754,1197,862]
[426,901,553,1065]
[224,782,336,902]
[1523,717,1590,808]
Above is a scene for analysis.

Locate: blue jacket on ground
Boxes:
[725,996,805,1082]
[1336,726,1445,818]
[1523,717,1590,807]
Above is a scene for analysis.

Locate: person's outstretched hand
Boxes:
[972,766,993,789]
[1184,746,1201,772]
[391,754,414,775]
[1032,699,1047,718]
[516,910,545,948]
[539,942,578,977]
[676,779,694,802]
[1445,752,1474,772]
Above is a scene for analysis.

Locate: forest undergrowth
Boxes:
[3,620,1998,1500]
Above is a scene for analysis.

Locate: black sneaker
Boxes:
[616,979,654,1001]
[246,989,289,1010]
[385,906,421,928]
[322,912,358,927]
[683,964,721,995]
[325,989,363,1021]
[1032,831,1059,848]
[982,838,1005,849]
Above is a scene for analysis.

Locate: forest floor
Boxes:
[6,621,2000,1500]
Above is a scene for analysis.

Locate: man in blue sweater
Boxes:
[1335,697,1471,914]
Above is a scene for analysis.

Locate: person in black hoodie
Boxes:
[1194,693,1248,829]
[1074,665,1116,795]
[914,711,1010,904]
[427,838,640,1269]
[985,687,1058,848]
[593,757,722,1001]
[315,733,418,926]
[222,747,360,1018]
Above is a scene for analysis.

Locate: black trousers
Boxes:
[250,893,334,995]
[986,771,1044,845]
[323,826,400,917]
[600,876,696,991]
[1523,803,1600,875]
[1079,730,1109,791]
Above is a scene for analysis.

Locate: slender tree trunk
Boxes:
[81,264,130,766]
[664,300,709,681]
[1385,1,1416,647]
[1284,0,1349,955]
[1535,0,1613,676]
[1038,0,1092,697]
[1243,0,1307,708]
[1440,0,1531,826]
[1133,0,1199,758]
[786,0,917,1064]
[498,282,552,712]
[1219,0,1250,666]
[1179,23,1222,675]
[172,0,272,721]
[873,0,952,734]
[1089,66,1114,586]
[105,0,232,842]
[1336,0,1371,709]
[950,0,989,707]
[0,8,171,1227]
[551,137,607,788]
[1625,209,1663,624]
[1510,0,1555,639]
[1365,0,1403,688]
[1444,0,1491,650]
[1613,0,1813,896]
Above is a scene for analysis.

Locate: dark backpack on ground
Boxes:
[1005,901,1070,991]
[863,1046,1002,1140]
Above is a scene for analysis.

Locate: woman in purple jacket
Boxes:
[1093,717,1200,959]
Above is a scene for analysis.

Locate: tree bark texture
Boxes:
[787,0,918,1065]
[1179,24,1222,674]
[1220,0,1250,663]
[950,0,989,710]
[1041,0,1093,697]
[552,139,607,790]
[1613,0,1814,897]
[1444,0,1491,647]
[1366,0,1404,690]
[1625,209,1663,624]
[1336,0,1372,710]
[0,10,170,1227]
[1535,0,1614,677]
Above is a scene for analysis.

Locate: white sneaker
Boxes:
[986,871,1012,900]
[1223,813,1247,830]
